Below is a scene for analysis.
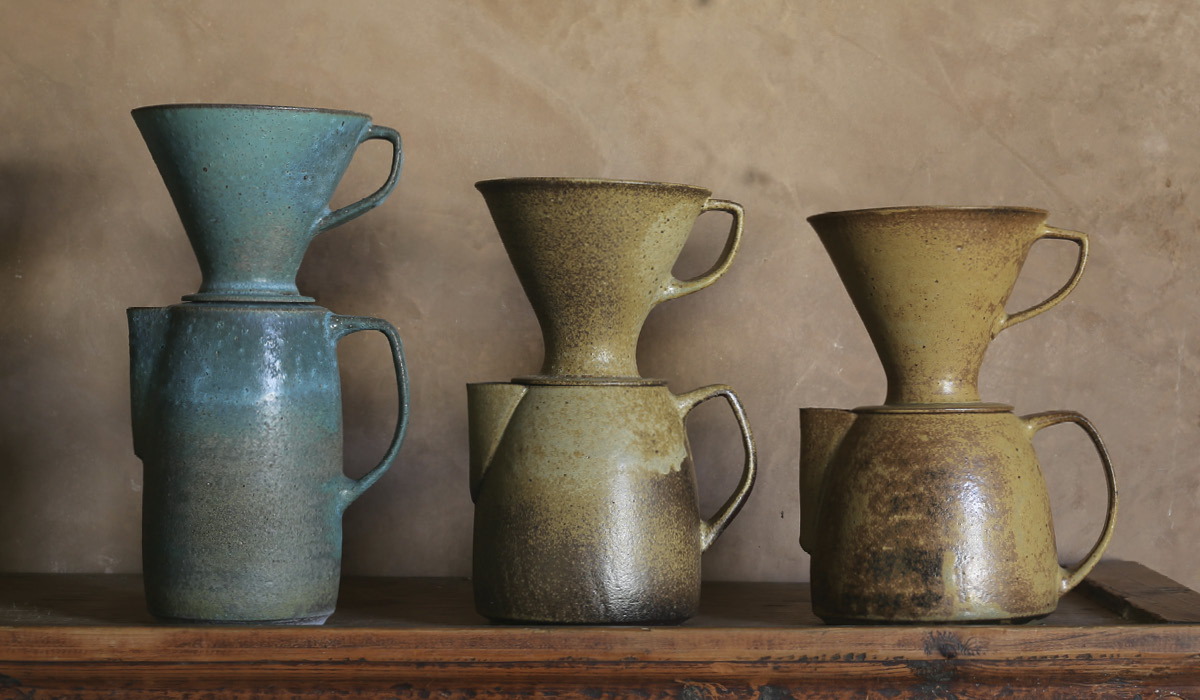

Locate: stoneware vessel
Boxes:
[132,103,403,303]
[468,380,756,623]
[799,404,1117,623]
[476,177,743,380]
[807,207,1088,405]
[128,302,409,624]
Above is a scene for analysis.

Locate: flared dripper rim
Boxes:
[512,375,667,387]
[131,103,372,119]
[807,205,1049,225]
[850,402,1015,414]
[475,176,712,197]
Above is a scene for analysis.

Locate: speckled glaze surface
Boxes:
[128,303,409,624]
[807,207,1088,405]
[132,104,403,303]
[476,178,743,380]
[468,381,755,623]
[799,405,1117,623]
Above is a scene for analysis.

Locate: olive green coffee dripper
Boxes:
[468,178,757,624]
[475,177,744,381]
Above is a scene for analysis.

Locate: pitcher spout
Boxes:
[127,307,171,459]
[467,382,529,501]
[799,407,856,554]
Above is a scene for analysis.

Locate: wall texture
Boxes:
[1,1,1197,591]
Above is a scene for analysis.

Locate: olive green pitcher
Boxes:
[469,177,755,623]
[469,381,755,624]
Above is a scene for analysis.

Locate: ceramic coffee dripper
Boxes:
[129,303,409,624]
[807,206,1088,405]
[475,177,743,381]
[469,177,756,623]
[799,405,1117,623]
[133,103,403,302]
[468,381,755,624]
[801,205,1115,623]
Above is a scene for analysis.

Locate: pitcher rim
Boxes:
[131,103,371,119]
[807,205,1049,224]
[475,177,712,196]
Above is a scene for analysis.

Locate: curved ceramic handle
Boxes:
[997,226,1089,333]
[674,384,757,551]
[1023,410,1118,594]
[329,314,411,510]
[314,125,404,234]
[659,199,744,303]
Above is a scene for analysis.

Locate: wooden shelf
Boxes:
[2,560,1198,698]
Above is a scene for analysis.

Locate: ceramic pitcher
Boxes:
[476,177,743,380]
[799,404,1117,623]
[468,380,756,623]
[128,302,409,624]
[133,103,403,302]
[807,207,1088,405]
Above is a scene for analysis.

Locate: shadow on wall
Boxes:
[0,164,44,569]
[0,163,142,573]
[299,211,478,576]
[300,217,419,573]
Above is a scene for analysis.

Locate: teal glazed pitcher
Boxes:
[132,104,404,302]
[128,303,409,624]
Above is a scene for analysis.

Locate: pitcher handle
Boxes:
[1022,410,1118,594]
[659,199,744,303]
[674,384,757,551]
[997,226,1088,333]
[314,125,405,234]
[329,314,411,510]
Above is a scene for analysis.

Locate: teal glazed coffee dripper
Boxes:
[132,103,404,302]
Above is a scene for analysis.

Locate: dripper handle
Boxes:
[329,314,411,510]
[314,126,405,235]
[674,384,757,551]
[1023,410,1119,594]
[659,199,745,302]
[997,226,1089,333]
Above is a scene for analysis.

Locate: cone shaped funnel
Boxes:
[477,177,743,380]
[808,206,1088,405]
[133,103,403,302]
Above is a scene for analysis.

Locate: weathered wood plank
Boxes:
[1,659,1198,699]
[1077,560,1200,623]
[0,562,1197,699]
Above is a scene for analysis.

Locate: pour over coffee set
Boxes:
[127,103,1118,627]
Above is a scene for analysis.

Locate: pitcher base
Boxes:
[152,612,333,626]
[818,612,1050,625]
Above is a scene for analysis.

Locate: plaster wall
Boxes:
[1,0,1197,590]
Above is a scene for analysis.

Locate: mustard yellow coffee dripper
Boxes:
[808,206,1087,405]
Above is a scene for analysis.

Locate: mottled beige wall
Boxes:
[1,1,1197,590]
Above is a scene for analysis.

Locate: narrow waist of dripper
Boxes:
[182,292,317,304]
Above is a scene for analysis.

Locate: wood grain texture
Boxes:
[1,561,1198,698]
[1079,559,1200,623]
